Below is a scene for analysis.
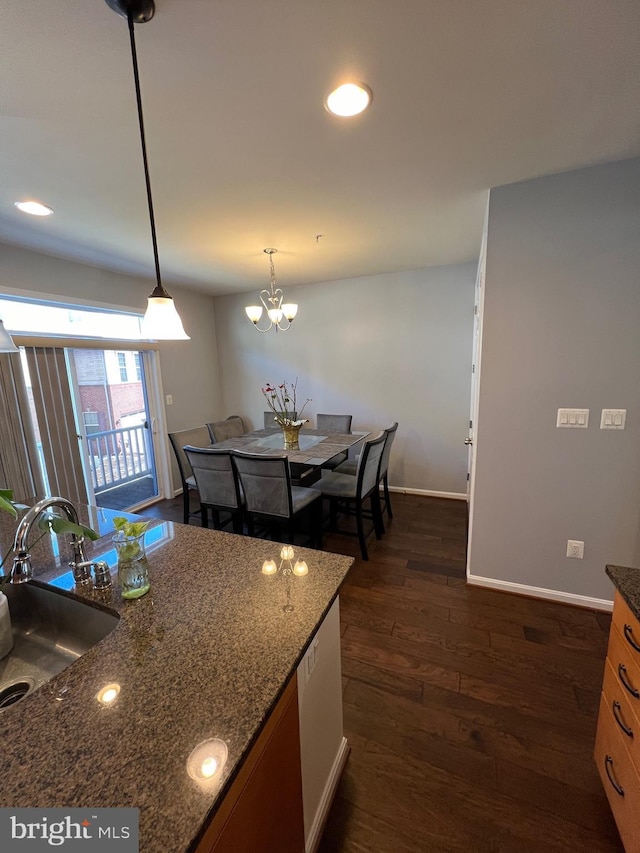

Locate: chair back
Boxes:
[208,415,245,443]
[379,422,399,478]
[355,432,386,498]
[232,451,292,519]
[183,446,241,510]
[168,426,211,484]
[264,411,297,428]
[316,413,353,433]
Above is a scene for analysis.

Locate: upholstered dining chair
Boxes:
[316,413,353,470]
[207,415,245,443]
[336,421,398,531]
[310,431,386,560]
[168,426,211,524]
[231,450,323,548]
[263,411,296,429]
[183,446,243,533]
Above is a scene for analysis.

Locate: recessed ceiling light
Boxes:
[325,83,372,117]
[14,200,54,217]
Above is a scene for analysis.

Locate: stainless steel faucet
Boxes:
[10,496,107,587]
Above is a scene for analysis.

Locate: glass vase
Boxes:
[113,532,150,600]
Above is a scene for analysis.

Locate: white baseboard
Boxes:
[466,573,613,612]
[388,486,467,501]
[306,737,350,853]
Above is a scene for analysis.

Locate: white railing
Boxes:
[86,425,152,494]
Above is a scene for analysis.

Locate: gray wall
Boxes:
[468,157,640,604]
[213,263,476,495]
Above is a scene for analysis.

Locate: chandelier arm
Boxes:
[126,9,169,299]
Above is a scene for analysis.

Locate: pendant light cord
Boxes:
[126,10,168,298]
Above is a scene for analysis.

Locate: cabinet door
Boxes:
[196,676,305,853]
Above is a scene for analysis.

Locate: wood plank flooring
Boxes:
[141,493,623,852]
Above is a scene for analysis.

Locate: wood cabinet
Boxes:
[195,675,305,853]
[595,591,640,852]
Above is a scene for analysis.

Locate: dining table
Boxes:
[210,426,370,473]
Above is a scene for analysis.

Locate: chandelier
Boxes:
[105,0,189,341]
[245,249,298,332]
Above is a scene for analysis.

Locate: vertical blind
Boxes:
[24,346,88,505]
[0,352,44,502]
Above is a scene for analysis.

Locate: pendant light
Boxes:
[105,0,189,340]
[245,249,298,332]
[0,320,18,353]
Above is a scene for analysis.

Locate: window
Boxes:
[117,352,128,382]
[134,352,142,382]
[83,411,100,435]
[0,296,144,339]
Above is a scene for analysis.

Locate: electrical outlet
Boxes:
[566,540,584,559]
[166,394,173,405]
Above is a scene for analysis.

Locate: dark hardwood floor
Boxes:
[141,493,623,853]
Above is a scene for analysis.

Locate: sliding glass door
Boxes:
[67,348,160,511]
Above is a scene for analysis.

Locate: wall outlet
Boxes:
[166,394,174,405]
[566,540,584,559]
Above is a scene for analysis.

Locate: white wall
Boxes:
[0,243,222,491]
[213,263,476,495]
[468,157,640,606]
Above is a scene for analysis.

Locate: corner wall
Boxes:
[213,263,476,495]
[468,157,640,605]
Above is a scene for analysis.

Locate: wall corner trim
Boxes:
[466,573,613,612]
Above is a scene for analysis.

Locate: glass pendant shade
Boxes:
[141,295,190,340]
[281,303,298,321]
[0,319,19,353]
[245,305,263,324]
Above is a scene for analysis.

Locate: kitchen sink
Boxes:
[0,580,119,710]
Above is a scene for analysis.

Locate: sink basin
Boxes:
[0,580,119,710]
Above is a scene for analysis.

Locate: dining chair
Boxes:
[316,413,353,470]
[336,421,398,531]
[168,426,210,524]
[264,411,296,429]
[207,415,245,443]
[310,431,386,560]
[183,446,243,533]
[231,450,323,548]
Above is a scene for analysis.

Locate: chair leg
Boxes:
[182,487,190,525]
[201,505,209,528]
[372,492,384,539]
[329,499,339,531]
[232,512,243,535]
[355,498,369,561]
[384,474,393,519]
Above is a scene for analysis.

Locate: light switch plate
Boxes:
[601,408,626,430]
[556,408,589,428]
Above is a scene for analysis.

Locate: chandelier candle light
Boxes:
[262,379,311,449]
[245,249,298,332]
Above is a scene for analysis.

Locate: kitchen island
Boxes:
[0,505,353,852]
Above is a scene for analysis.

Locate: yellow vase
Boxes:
[281,422,302,450]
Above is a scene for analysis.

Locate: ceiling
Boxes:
[2,0,639,296]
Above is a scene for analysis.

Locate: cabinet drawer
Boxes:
[607,623,640,726]
[602,658,640,770]
[595,694,640,853]
[613,591,640,666]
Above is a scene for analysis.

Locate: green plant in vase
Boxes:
[112,517,151,600]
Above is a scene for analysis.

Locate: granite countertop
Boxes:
[606,564,640,621]
[0,505,353,852]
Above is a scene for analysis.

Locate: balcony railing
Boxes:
[86,425,153,495]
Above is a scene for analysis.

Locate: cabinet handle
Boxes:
[612,700,634,738]
[624,623,640,654]
[618,663,640,699]
[604,755,625,797]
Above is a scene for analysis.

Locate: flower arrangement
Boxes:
[262,379,311,427]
